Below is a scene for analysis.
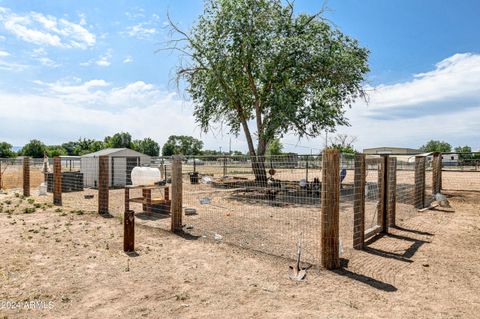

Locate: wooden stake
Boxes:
[353,153,366,250]
[53,157,62,206]
[414,156,426,209]
[321,149,340,269]
[23,157,30,197]
[124,210,135,252]
[377,155,388,233]
[388,157,397,227]
[98,155,109,214]
[432,152,442,194]
[171,156,183,232]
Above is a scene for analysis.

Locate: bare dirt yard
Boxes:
[1,188,480,318]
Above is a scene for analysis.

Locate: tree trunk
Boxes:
[251,156,268,184]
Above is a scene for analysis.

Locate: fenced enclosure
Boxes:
[1,151,478,269]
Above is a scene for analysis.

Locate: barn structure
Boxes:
[80,148,151,188]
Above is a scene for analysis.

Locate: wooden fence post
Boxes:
[124,210,135,252]
[388,157,397,227]
[98,155,109,214]
[353,153,366,250]
[171,156,183,232]
[377,155,389,233]
[23,157,30,197]
[53,157,62,206]
[432,152,442,194]
[414,156,426,209]
[321,149,340,269]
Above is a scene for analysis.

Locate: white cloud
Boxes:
[0,80,202,147]
[0,7,95,49]
[95,50,112,67]
[31,47,60,67]
[125,23,156,40]
[283,53,480,152]
[123,55,133,63]
[80,49,113,67]
[0,49,28,71]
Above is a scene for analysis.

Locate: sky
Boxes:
[0,0,479,153]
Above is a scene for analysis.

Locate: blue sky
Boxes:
[0,0,479,152]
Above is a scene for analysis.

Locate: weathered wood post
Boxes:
[53,157,62,206]
[321,148,340,269]
[124,210,135,252]
[414,156,426,209]
[432,152,442,194]
[98,155,109,214]
[0,161,2,190]
[171,156,183,232]
[353,153,366,250]
[387,157,397,227]
[377,155,389,233]
[23,157,30,197]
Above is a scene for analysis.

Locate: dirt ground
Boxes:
[1,187,479,318]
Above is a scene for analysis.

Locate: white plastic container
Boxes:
[38,182,47,196]
[131,167,161,186]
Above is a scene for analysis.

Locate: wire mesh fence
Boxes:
[1,150,479,267]
[441,152,480,191]
[180,154,323,265]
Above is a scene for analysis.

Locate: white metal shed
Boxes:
[80,148,151,188]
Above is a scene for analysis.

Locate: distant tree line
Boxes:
[0,133,245,158]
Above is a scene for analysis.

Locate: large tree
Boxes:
[166,0,369,180]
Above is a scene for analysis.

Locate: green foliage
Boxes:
[132,138,160,156]
[0,142,15,158]
[329,134,357,154]
[454,145,480,163]
[162,135,204,156]
[105,132,132,148]
[20,139,46,158]
[168,0,369,159]
[266,138,283,156]
[330,144,356,154]
[420,140,452,153]
[46,145,68,157]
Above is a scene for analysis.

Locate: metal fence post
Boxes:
[171,156,183,232]
[321,148,340,269]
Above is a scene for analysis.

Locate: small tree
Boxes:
[46,145,67,157]
[105,132,132,148]
[420,140,452,153]
[266,138,283,156]
[161,135,204,156]
[0,142,15,158]
[132,138,160,156]
[166,0,369,181]
[21,140,46,158]
[329,134,357,154]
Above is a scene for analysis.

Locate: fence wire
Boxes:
[180,154,322,265]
